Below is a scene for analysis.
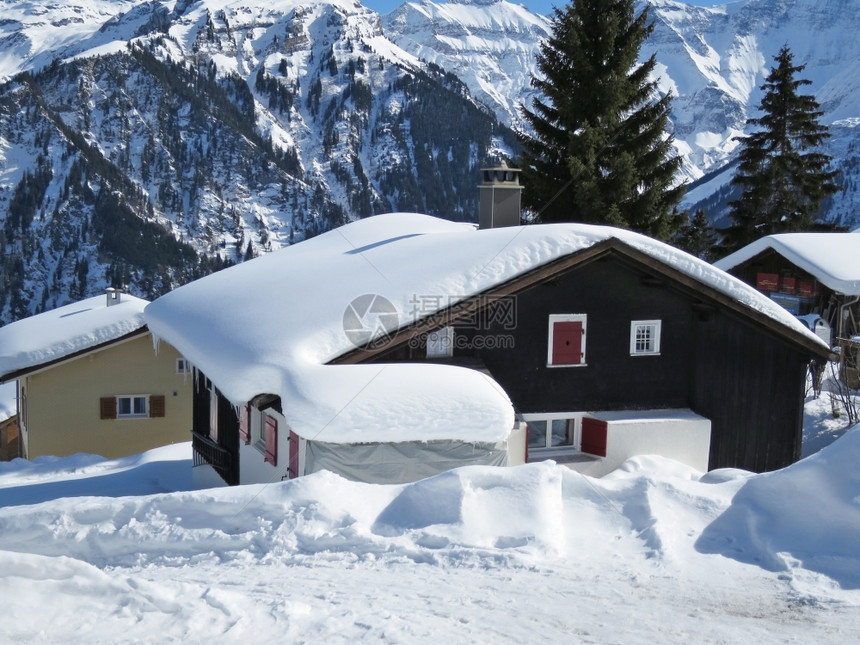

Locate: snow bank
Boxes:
[2,434,857,578]
[0,293,148,379]
[1,437,859,642]
[697,425,860,589]
[0,444,191,509]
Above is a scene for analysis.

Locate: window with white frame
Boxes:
[547,314,587,366]
[176,357,192,374]
[630,320,661,355]
[426,326,454,358]
[117,395,148,418]
[524,415,574,450]
[100,394,165,420]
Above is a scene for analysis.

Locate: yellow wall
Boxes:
[21,334,192,459]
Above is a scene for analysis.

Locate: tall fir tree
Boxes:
[517,0,685,241]
[722,46,841,253]
[675,209,717,261]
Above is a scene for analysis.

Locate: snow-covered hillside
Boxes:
[384,0,860,227]
[0,0,514,324]
[384,0,551,130]
[1,425,859,642]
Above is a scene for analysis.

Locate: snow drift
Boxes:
[1,428,859,642]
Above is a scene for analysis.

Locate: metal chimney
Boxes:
[478,162,523,229]
[105,287,123,307]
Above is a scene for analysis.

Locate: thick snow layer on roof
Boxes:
[145,213,826,443]
[714,233,860,296]
[0,293,148,379]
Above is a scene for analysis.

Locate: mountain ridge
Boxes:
[1,0,858,325]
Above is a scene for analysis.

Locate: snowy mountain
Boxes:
[644,0,860,226]
[0,0,514,323]
[383,0,551,131]
[385,0,860,228]
[1,0,859,325]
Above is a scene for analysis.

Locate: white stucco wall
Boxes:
[568,409,712,477]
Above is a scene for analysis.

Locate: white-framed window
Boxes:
[100,394,164,420]
[547,314,587,366]
[176,357,192,374]
[524,414,575,451]
[426,326,454,358]
[630,320,661,355]
[117,395,148,418]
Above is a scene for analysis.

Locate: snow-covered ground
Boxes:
[803,363,859,457]
[1,406,859,643]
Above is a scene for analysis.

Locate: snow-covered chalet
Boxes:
[145,175,831,486]
[715,232,860,340]
[716,232,860,387]
[0,290,193,459]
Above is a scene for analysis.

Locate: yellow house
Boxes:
[0,290,192,460]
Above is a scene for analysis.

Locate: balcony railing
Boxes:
[191,429,232,472]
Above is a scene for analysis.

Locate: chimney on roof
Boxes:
[105,287,123,307]
[478,162,523,229]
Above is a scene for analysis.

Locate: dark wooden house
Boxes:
[337,236,832,473]
[145,209,832,487]
[715,233,860,342]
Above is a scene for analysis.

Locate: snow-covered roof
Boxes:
[144,213,827,445]
[0,293,149,381]
[714,233,860,296]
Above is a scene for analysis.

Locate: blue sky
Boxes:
[363,0,721,18]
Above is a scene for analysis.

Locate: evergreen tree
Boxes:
[722,46,841,252]
[518,0,685,240]
[675,209,717,261]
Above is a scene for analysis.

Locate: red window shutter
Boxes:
[288,431,300,478]
[756,272,779,292]
[100,397,117,420]
[264,416,278,466]
[581,417,608,457]
[149,395,165,418]
[552,321,583,365]
[239,405,250,444]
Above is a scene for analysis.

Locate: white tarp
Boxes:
[304,439,509,484]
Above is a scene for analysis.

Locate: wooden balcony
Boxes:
[191,429,235,484]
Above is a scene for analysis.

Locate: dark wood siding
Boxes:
[373,252,811,473]
[455,257,695,413]
[191,374,240,485]
[192,376,210,434]
[690,308,808,471]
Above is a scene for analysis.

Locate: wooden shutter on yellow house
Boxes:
[149,395,166,418]
[100,397,117,420]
